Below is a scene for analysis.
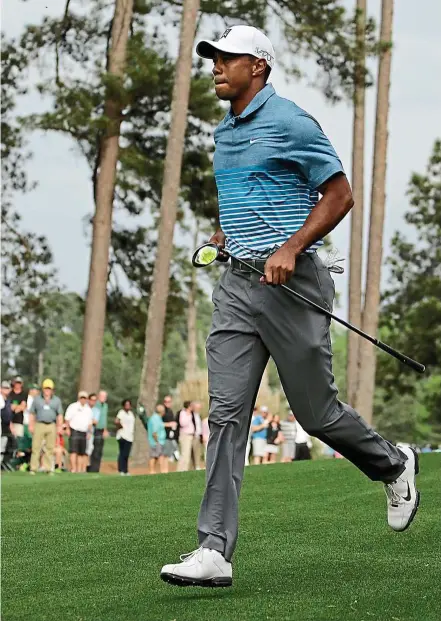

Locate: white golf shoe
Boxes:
[160,547,232,587]
[385,445,420,532]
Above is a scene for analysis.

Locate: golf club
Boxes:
[192,243,426,374]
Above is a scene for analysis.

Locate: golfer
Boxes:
[161,25,419,588]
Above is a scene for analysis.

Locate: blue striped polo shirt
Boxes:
[213,84,344,258]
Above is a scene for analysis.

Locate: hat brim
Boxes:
[196,39,255,61]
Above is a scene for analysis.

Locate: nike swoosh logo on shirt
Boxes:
[250,138,281,145]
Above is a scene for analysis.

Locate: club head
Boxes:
[192,243,230,268]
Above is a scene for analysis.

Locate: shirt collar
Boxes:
[225,84,275,122]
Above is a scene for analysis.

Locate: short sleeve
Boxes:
[286,113,344,189]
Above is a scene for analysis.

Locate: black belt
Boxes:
[231,257,267,273]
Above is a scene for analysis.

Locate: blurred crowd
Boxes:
[3,377,437,476]
[0,377,314,476]
[1,377,110,474]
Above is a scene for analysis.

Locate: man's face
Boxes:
[89,395,97,407]
[43,387,53,398]
[79,396,87,406]
[12,381,23,393]
[29,388,39,397]
[98,391,107,403]
[212,52,257,101]
[163,396,172,409]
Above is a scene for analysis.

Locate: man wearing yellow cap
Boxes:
[29,379,63,474]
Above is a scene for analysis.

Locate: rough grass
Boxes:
[2,455,440,621]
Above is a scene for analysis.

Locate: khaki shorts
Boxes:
[252,438,267,457]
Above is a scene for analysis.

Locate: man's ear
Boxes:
[252,58,267,78]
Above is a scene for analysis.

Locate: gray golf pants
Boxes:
[197,253,406,561]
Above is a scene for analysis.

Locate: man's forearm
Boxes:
[284,176,353,256]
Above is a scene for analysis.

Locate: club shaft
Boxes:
[238,260,425,374]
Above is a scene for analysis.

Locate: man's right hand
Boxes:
[209,230,226,249]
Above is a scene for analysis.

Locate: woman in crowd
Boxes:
[265,414,284,464]
[115,399,135,476]
[177,401,195,472]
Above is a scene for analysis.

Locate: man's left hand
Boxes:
[262,246,296,285]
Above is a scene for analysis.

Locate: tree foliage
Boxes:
[1,36,59,371]
[376,140,441,438]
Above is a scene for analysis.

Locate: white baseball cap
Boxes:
[196,25,275,70]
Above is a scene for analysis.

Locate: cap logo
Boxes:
[220,28,232,40]
[255,47,274,64]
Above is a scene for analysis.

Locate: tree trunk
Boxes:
[346,0,366,406]
[133,0,200,466]
[355,0,394,423]
[186,220,199,378]
[79,0,133,394]
[38,350,44,384]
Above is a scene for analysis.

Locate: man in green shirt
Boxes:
[29,378,63,474]
[88,390,108,473]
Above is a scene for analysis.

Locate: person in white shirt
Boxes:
[25,384,40,427]
[115,399,135,475]
[65,391,93,473]
[294,414,312,461]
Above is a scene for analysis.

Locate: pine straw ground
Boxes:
[2,455,440,621]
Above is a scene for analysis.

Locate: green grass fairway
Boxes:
[2,456,440,621]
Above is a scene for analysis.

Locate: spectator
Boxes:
[9,376,27,439]
[251,406,269,465]
[190,401,203,471]
[177,401,195,472]
[265,414,284,463]
[88,390,109,473]
[54,424,68,472]
[65,391,93,473]
[162,395,178,463]
[25,384,40,428]
[148,404,167,474]
[29,378,63,475]
[85,393,97,461]
[294,414,312,460]
[1,381,13,467]
[280,411,297,462]
[246,407,258,466]
[115,399,135,476]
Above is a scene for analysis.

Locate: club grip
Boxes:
[376,340,425,374]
